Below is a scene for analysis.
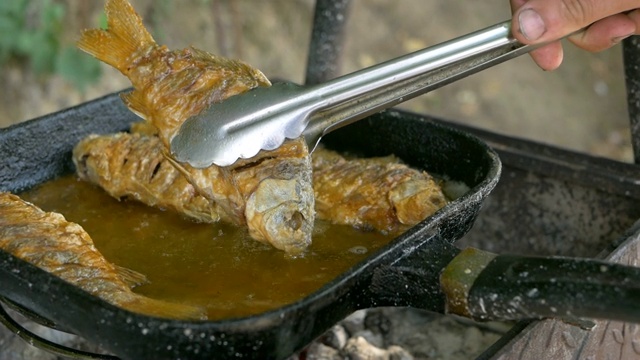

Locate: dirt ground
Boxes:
[0,0,633,162]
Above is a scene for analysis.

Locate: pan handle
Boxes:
[441,248,640,322]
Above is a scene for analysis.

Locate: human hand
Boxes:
[510,0,640,70]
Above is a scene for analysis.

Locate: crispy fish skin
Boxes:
[77,0,270,146]
[76,0,264,220]
[73,132,221,224]
[74,130,444,241]
[312,147,448,235]
[0,192,206,320]
[76,0,315,253]
[232,138,314,253]
[75,130,315,254]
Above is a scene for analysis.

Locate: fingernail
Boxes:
[612,33,634,44]
[518,9,546,41]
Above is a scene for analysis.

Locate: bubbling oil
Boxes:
[20,175,394,320]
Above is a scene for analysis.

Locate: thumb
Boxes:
[512,0,639,43]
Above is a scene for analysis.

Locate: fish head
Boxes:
[244,178,315,255]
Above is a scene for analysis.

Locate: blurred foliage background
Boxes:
[0,0,633,162]
[0,1,101,91]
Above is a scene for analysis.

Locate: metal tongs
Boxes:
[171,20,540,168]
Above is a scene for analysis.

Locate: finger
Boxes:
[630,8,640,24]
[528,41,564,71]
[512,0,640,44]
[568,13,638,52]
[509,0,528,13]
[510,0,564,70]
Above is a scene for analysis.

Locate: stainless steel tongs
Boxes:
[171,20,540,168]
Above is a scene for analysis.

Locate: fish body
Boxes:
[77,0,314,253]
[229,138,314,246]
[312,147,448,235]
[0,192,205,320]
[73,131,315,253]
[73,132,219,224]
[74,132,447,238]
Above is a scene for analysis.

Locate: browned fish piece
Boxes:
[77,0,270,147]
[225,139,314,246]
[73,132,220,224]
[73,126,313,253]
[129,120,158,136]
[76,0,314,253]
[74,130,314,252]
[312,147,448,235]
[73,132,444,238]
[0,192,206,320]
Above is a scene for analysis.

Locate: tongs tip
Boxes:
[170,83,313,168]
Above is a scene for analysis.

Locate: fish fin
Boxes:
[124,296,208,321]
[77,0,155,73]
[161,152,212,200]
[121,91,149,120]
[114,264,149,288]
[129,121,159,136]
[162,152,197,187]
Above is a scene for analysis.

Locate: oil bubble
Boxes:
[348,246,368,254]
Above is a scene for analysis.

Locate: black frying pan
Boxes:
[1,91,640,360]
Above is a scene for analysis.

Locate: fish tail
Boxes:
[77,0,155,74]
[124,296,208,321]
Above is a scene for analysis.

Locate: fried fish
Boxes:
[311,147,448,235]
[74,130,447,238]
[0,192,206,320]
[76,0,314,253]
[73,132,219,224]
[73,131,314,250]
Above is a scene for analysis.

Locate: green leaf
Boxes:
[55,47,103,92]
[0,0,104,91]
[28,31,58,74]
[40,1,64,32]
[0,0,28,16]
[98,12,108,29]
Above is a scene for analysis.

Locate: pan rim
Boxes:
[0,98,502,358]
